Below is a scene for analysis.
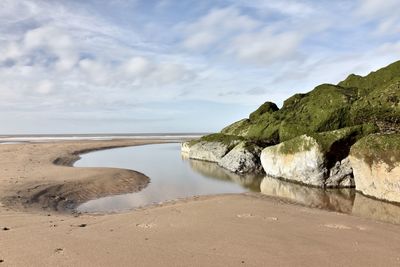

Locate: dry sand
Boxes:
[1,140,400,267]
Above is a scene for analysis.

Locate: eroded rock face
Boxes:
[326,157,355,188]
[349,134,400,203]
[182,140,264,174]
[187,141,233,163]
[259,126,369,188]
[181,142,191,155]
[261,135,328,186]
[218,142,264,174]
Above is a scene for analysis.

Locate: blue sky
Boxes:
[0,0,399,134]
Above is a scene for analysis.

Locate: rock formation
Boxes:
[182,60,400,201]
[260,125,374,187]
[349,134,400,202]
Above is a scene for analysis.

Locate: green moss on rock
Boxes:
[277,135,316,155]
[221,119,251,136]
[349,79,400,130]
[219,60,400,144]
[338,60,400,96]
[249,101,279,121]
[350,133,400,169]
[278,124,378,156]
[188,133,244,150]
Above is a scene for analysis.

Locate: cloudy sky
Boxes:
[0,0,399,134]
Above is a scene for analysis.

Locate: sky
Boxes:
[0,0,399,134]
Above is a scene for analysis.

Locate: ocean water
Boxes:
[0,133,205,144]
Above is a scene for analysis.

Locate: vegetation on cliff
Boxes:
[350,133,400,170]
[221,60,400,145]
[185,60,400,179]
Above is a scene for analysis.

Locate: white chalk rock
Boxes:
[260,135,328,187]
[218,142,263,174]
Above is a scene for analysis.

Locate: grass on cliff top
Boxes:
[221,60,400,143]
[350,78,400,127]
[188,133,244,147]
[249,101,279,122]
[222,84,359,143]
[338,60,400,96]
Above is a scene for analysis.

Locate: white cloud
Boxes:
[25,26,79,71]
[377,41,400,54]
[122,57,153,76]
[35,80,54,95]
[0,0,399,133]
[0,42,23,61]
[228,27,303,64]
[149,63,194,84]
[180,6,307,65]
[181,7,259,50]
[357,0,400,35]
[232,0,315,17]
[358,0,400,17]
[0,0,39,25]
[0,25,79,73]
[78,59,110,85]
[183,31,217,50]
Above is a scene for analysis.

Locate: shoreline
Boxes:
[1,140,400,266]
[1,139,174,214]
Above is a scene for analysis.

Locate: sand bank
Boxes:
[1,140,400,266]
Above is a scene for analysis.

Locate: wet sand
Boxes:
[1,140,400,266]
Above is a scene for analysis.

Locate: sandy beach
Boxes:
[1,140,400,267]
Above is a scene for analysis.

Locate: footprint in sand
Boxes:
[54,248,64,254]
[136,223,156,229]
[237,213,255,218]
[324,223,351,230]
[237,214,278,222]
[264,217,278,221]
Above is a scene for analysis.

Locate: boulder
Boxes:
[349,134,400,203]
[181,133,242,163]
[325,157,354,187]
[260,125,375,187]
[218,142,264,174]
[261,135,327,186]
[181,142,191,155]
[188,141,232,163]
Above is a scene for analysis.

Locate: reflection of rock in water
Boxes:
[187,159,263,192]
[181,151,189,160]
[353,193,400,225]
[260,176,355,213]
[261,176,400,225]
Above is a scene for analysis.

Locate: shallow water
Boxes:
[75,143,400,225]
[75,143,264,212]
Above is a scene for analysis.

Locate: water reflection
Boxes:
[260,176,400,225]
[261,176,355,213]
[75,143,400,224]
[352,193,400,225]
[188,159,264,192]
[76,143,262,213]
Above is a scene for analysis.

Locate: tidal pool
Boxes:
[75,143,400,225]
[75,143,264,212]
